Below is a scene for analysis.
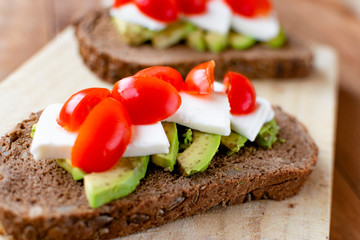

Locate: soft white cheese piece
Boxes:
[213,81,225,93]
[231,13,280,41]
[123,122,169,157]
[183,0,232,35]
[30,104,77,161]
[165,92,231,136]
[110,3,166,31]
[230,97,274,141]
[30,104,170,161]
[265,107,275,122]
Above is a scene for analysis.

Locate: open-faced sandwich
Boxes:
[76,0,313,83]
[0,61,317,239]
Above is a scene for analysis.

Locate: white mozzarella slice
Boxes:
[165,92,231,136]
[265,108,275,122]
[30,104,77,161]
[231,13,280,41]
[110,3,166,31]
[213,81,225,93]
[230,97,274,141]
[123,123,170,157]
[183,0,232,35]
[30,104,170,161]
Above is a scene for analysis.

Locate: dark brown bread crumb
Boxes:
[0,107,318,240]
[75,10,313,83]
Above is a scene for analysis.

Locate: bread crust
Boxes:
[0,107,317,239]
[75,10,313,83]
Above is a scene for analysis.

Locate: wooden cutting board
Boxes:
[0,27,337,240]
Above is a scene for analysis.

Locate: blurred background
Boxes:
[0,0,359,239]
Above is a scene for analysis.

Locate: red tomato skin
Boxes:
[71,98,132,173]
[57,88,110,132]
[113,0,132,8]
[183,60,215,95]
[134,66,183,91]
[176,0,208,15]
[225,0,272,18]
[111,76,181,124]
[135,0,179,23]
[223,71,256,115]
[256,0,272,16]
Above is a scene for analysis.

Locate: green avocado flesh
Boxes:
[112,19,286,52]
[177,130,221,176]
[179,128,193,150]
[229,32,256,50]
[256,119,279,148]
[56,159,86,181]
[112,18,155,46]
[152,22,195,49]
[265,28,287,48]
[205,31,228,53]
[221,132,248,156]
[84,156,149,208]
[186,29,206,52]
[151,122,179,172]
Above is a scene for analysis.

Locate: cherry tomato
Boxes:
[135,0,179,23]
[57,88,110,132]
[111,75,181,124]
[113,0,132,8]
[256,0,272,16]
[71,98,132,173]
[183,60,215,95]
[223,71,256,115]
[134,66,183,91]
[176,0,208,15]
[225,0,272,18]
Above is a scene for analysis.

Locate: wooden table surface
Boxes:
[0,0,359,239]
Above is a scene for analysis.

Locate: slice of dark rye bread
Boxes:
[0,107,317,240]
[75,10,313,84]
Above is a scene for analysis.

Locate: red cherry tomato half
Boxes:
[223,71,256,115]
[111,75,181,124]
[256,0,272,16]
[57,88,110,132]
[135,0,179,23]
[183,60,215,95]
[113,0,132,8]
[134,66,183,91]
[225,0,272,18]
[71,98,132,173]
[176,0,208,15]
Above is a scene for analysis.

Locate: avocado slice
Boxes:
[56,159,87,181]
[265,28,287,48]
[186,29,206,52]
[229,32,256,50]
[179,128,193,151]
[152,22,195,49]
[177,130,221,176]
[256,119,279,148]
[221,132,248,156]
[204,31,228,53]
[84,156,149,208]
[151,122,179,172]
[112,18,156,46]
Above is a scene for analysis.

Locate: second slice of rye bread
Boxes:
[0,107,318,240]
[75,10,313,83]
